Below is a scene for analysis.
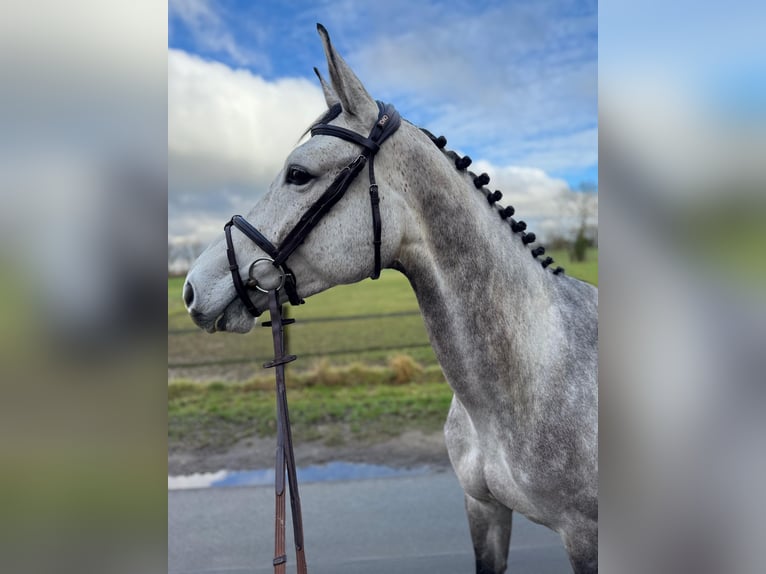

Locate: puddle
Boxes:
[169,461,433,490]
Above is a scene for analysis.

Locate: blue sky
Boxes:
[168,0,597,243]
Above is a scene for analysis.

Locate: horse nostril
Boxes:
[183,281,195,308]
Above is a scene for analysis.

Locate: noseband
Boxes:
[224,101,401,313]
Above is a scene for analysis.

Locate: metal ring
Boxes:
[247,257,285,293]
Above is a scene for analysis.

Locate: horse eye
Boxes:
[286,166,314,186]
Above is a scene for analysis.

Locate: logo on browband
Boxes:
[378,114,389,127]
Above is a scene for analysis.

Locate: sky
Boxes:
[168,0,598,245]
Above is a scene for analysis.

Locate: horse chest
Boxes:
[445,395,574,525]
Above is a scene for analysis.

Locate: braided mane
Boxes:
[418,127,565,277]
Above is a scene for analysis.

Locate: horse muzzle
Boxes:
[183,269,266,333]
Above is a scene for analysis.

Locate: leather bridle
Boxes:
[221,102,401,574]
[224,101,401,314]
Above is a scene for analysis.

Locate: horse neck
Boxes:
[393,132,557,404]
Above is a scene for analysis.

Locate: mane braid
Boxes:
[419,128,565,277]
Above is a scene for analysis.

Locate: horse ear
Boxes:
[313,66,340,108]
[316,23,376,120]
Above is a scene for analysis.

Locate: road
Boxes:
[169,469,571,573]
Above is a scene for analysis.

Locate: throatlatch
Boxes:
[262,289,306,574]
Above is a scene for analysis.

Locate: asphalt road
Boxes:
[169,470,571,574]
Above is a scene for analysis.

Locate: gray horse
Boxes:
[184,25,598,574]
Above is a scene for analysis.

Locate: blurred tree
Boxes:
[562,182,598,262]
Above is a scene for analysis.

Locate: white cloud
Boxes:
[167,48,597,247]
[475,160,570,217]
[168,48,326,193]
[473,160,597,241]
[169,208,233,245]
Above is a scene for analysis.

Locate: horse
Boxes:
[183,24,598,574]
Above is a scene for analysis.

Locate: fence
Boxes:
[168,308,436,379]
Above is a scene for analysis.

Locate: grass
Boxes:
[169,249,597,453]
[170,269,435,375]
[169,359,452,451]
[168,269,420,330]
[169,248,597,378]
[547,248,599,286]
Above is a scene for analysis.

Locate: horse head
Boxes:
[184,25,416,333]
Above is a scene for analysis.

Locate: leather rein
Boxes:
[221,102,401,574]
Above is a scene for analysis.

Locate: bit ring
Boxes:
[247,257,286,293]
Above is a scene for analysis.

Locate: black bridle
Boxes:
[224,101,401,314]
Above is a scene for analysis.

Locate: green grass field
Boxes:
[170,378,454,449]
[169,270,438,379]
[169,249,596,452]
[168,248,597,380]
